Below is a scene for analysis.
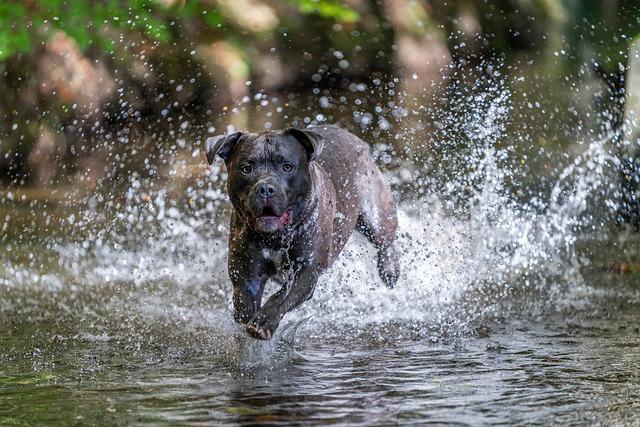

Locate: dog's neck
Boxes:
[296,161,335,231]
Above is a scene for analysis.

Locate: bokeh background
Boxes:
[0,1,638,180]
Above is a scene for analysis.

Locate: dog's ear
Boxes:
[204,131,244,164]
[284,128,324,162]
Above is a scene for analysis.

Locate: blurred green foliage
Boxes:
[290,0,358,22]
[0,0,358,60]
[1,0,640,189]
[1,0,165,59]
[1,0,639,65]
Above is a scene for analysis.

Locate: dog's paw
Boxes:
[246,312,279,340]
[377,245,400,289]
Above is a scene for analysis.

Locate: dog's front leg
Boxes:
[246,265,319,340]
[228,234,274,324]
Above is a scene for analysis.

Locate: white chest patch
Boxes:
[262,248,284,269]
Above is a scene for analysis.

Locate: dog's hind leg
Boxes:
[356,169,400,288]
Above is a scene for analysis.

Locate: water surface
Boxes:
[1,63,639,425]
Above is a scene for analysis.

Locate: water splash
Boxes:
[0,64,627,353]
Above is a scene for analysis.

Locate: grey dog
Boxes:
[205,124,399,340]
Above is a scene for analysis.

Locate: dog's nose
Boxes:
[257,183,276,198]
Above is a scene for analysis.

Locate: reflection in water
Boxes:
[1,63,639,425]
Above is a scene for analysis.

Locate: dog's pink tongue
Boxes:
[279,210,292,225]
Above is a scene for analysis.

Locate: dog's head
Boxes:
[205,128,323,234]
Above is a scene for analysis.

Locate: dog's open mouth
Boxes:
[254,207,293,233]
[260,206,277,217]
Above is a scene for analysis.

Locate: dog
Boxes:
[205,124,399,340]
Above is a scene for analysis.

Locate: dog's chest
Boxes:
[262,248,285,270]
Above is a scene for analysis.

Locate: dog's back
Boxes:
[312,125,399,286]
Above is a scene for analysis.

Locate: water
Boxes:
[2,313,640,425]
[1,62,639,424]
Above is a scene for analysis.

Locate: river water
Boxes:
[1,62,639,425]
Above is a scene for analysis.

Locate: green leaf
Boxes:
[289,0,360,22]
[202,8,223,28]
[0,30,12,60]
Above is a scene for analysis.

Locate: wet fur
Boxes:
[206,124,399,340]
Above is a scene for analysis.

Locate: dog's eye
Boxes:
[282,164,294,172]
[240,164,252,174]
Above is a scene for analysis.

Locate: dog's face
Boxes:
[206,128,323,234]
